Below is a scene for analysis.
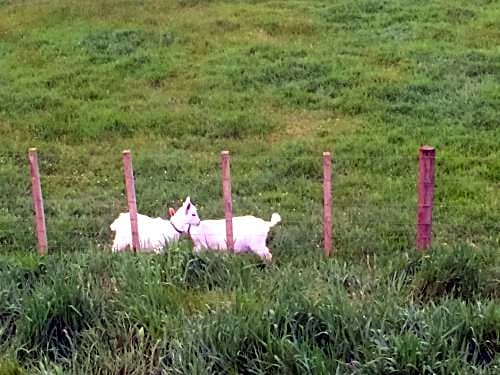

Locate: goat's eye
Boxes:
[192,213,196,217]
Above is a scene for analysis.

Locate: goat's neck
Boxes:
[169,215,188,234]
[159,218,181,241]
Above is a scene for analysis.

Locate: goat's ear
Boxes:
[185,203,191,214]
[168,207,175,217]
[185,196,191,204]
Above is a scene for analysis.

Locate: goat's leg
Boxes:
[253,246,272,262]
[111,236,122,252]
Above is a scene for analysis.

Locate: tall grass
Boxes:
[1,0,499,373]
[0,246,499,373]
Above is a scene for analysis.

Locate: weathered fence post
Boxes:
[416,146,436,251]
[221,151,234,251]
[122,150,139,253]
[323,152,332,257]
[28,148,48,255]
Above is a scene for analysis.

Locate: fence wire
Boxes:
[1,152,498,253]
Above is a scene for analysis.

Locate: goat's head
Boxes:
[170,196,201,231]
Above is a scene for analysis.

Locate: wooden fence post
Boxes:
[416,146,436,251]
[323,152,332,257]
[221,151,234,251]
[122,150,139,253]
[28,148,48,255]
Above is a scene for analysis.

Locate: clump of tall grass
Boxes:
[411,246,499,301]
[0,357,23,375]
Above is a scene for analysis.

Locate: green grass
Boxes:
[0,247,498,373]
[0,0,499,373]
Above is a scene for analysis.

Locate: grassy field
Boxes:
[0,0,499,373]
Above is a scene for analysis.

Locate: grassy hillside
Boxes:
[0,0,499,373]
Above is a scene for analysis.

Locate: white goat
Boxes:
[110,196,200,253]
[169,209,281,261]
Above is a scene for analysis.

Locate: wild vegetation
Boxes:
[0,0,499,373]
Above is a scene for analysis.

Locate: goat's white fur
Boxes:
[189,213,281,261]
[110,196,200,253]
[110,213,173,253]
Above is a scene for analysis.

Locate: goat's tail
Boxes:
[269,213,281,227]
